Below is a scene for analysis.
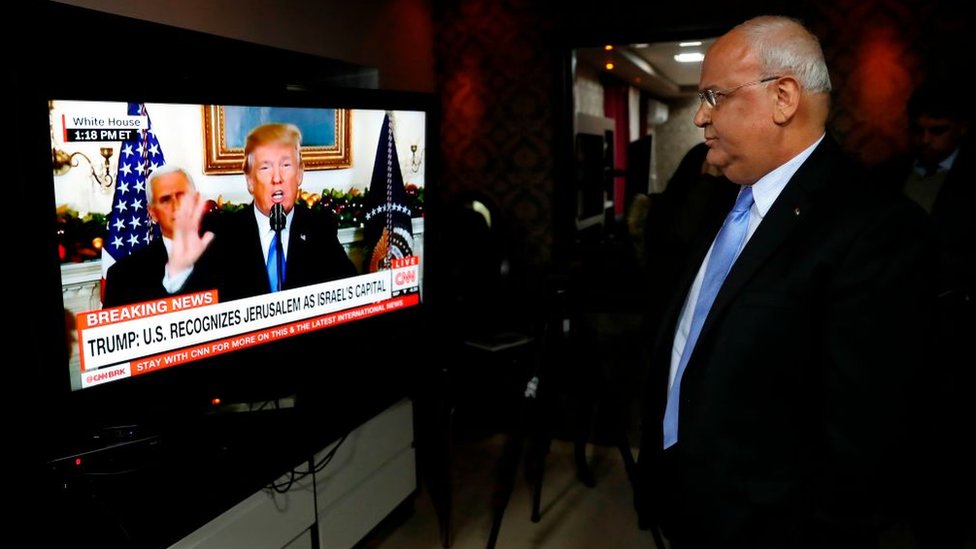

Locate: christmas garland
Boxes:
[56,185,424,264]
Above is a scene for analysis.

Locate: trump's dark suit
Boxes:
[636,136,937,548]
[201,205,357,302]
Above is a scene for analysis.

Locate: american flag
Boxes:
[100,103,166,280]
[361,112,414,273]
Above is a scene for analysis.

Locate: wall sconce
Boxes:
[409,144,425,174]
[52,146,115,190]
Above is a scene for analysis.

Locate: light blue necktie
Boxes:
[267,232,285,292]
[663,185,754,449]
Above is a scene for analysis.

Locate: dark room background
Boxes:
[49,0,971,290]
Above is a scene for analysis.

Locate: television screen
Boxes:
[21,7,435,545]
[50,99,428,393]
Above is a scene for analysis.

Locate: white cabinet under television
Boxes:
[170,398,415,549]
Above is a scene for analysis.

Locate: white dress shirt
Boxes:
[668,134,825,391]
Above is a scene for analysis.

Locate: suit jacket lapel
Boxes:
[697,137,836,339]
[149,238,168,271]
[285,207,308,286]
[241,206,272,293]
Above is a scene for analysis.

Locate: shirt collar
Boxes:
[748,133,825,219]
[913,147,959,176]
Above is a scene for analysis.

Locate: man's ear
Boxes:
[245,175,254,195]
[772,76,801,124]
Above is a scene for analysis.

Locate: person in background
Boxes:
[102,165,204,307]
[871,80,973,321]
[168,123,356,301]
[637,142,739,339]
[634,15,937,548]
[875,81,971,214]
[871,79,975,549]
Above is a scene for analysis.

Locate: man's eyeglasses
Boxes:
[698,76,781,108]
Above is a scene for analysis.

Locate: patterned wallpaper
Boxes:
[823,18,918,165]
[434,0,558,271]
[813,0,967,166]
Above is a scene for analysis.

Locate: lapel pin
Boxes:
[794,207,801,216]
[300,233,307,241]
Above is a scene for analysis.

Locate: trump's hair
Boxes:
[242,123,304,174]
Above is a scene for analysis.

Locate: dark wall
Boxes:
[434,0,563,280]
[38,2,377,98]
[432,0,971,285]
[30,0,973,297]
[812,0,969,165]
[52,0,434,93]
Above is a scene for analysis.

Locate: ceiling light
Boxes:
[679,41,702,47]
[674,52,704,63]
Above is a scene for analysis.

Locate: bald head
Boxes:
[695,16,831,183]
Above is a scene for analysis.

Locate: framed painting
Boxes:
[203,105,351,174]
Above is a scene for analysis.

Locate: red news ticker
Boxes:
[127,294,419,377]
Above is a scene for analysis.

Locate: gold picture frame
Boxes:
[203,105,351,174]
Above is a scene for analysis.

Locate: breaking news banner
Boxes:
[76,261,420,389]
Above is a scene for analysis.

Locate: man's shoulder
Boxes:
[204,205,252,228]
[292,205,341,234]
[947,140,976,181]
[107,241,165,274]
[794,143,929,232]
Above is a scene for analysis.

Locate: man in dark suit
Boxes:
[870,81,974,549]
[169,122,356,302]
[102,165,202,307]
[634,16,937,548]
[872,81,973,326]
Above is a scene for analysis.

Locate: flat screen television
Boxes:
[13,6,441,546]
[20,51,437,464]
[574,132,611,228]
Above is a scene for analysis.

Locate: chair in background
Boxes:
[418,192,539,548]
[422,192,641,549]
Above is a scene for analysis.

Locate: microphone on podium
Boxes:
[269,203,286,232]
[269,203,286,291]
